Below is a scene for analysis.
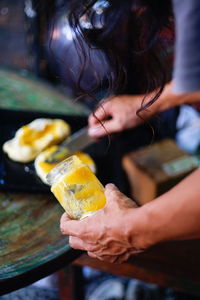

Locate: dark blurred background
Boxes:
[0,0,109,109]
[0,0,51,77]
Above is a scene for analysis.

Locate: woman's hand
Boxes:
[60,184,149,263]
[88,95,152,138]
[88,80,200,139]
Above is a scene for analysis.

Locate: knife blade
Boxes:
[45,126,94,164]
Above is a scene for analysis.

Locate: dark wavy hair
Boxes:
[67,0,174,112]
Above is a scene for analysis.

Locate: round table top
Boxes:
[0,69,89,115]
[0,69,87,294]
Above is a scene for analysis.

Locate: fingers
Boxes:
[88,124,108,138]
[69,236,86,250]
[60,213,85,237]
[88,101,111,126]
[88,102,115,138]
[69,236,100,252]
[87,251,99,259]
[88,119,120,138]
[60,212,71,223]
[69,236,90,250]
[70,238,133,264]
[87,252,128,264]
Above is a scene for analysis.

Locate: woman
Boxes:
[60,0,200,263]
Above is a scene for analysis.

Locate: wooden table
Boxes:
[74,239,200,297]
[0,69,88,295]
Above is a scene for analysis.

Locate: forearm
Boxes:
[127,168,200,249]
[153,81,200,113]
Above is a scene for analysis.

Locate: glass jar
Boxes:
[47,155,106,220]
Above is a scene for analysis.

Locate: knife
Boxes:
[45,126,94,164]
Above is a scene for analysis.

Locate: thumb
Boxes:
[104,183,138,209]
[104,183,123,205]
[105,183,119,194]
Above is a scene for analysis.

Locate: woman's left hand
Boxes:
[60,184,148,264]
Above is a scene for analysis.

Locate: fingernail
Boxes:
[105,183,116,189]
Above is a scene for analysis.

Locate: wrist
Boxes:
[155,81,200,113]
[153,82,182,113]
[126,195,175,250]
[126,206,159,251]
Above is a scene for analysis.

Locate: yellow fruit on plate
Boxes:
[47,155,105,219]
[35,145,96,185]
[3,118,71,162]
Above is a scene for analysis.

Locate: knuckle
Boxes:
[86,244,95,252]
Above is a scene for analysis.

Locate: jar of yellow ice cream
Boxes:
[47,155,106,220]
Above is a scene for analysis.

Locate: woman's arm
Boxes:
[152,81,200,113]
[139,168,200,245]
[88,81,200,138]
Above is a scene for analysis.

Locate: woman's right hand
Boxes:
[88,81,191,139]
[88,94,155,138]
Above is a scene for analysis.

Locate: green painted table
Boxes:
[0,69,88,295]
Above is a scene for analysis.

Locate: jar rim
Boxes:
[46,155,84,186]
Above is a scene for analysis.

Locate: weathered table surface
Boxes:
[0,69,87,295]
